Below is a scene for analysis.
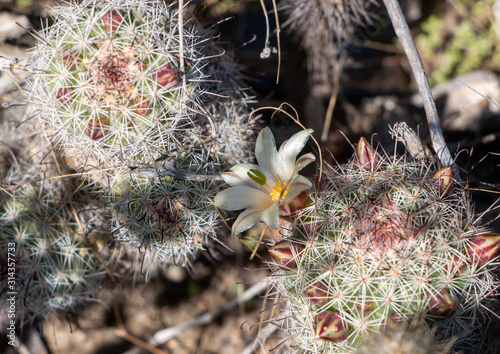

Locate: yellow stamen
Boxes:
[270,182,288,201]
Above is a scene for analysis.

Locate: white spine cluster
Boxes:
[0,180,104,323]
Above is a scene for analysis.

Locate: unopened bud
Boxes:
[268,240,304,269]
[156,63,179,88]
[102,10,122,32]
[444,255,465,276]
[56,88,72,105]
[289,191,311,213]
[355,300,375,315]
[133,97,150,116]
[315,311,349,343]
[467,233,500,266]
[305,282,328,306]
[428,290,457,318]
[355,137,380,172]
[62,49,79,68]
[431,167,454,197]
[85,118,108,141]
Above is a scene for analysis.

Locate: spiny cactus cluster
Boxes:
[0,175,104,323]
[282,0,377,87]
[111,162,220,266]
[29,0,251,171]
[354,319,454,354]
[26,0,255,267]
[267,137,499,352]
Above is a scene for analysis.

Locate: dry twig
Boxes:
[122,282,269,354]
[382,0,460,179]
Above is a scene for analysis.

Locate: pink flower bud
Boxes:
[428,290,457,318]
[355,137,380,172]
[315,311,349,343]
[355,300,375,315]
[431,167,454,197]
[467,233,500,266]
[289,191,311,213]
[85,118,108,141]
[305,282,328,306]
[156,63,179,88]
[102,10,122,32]
[268,240,304,269]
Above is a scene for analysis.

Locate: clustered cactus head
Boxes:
[29,0,253,174]
[0,180,104,322]
[267,137,499,352]
[111,158,220,268]
[26,0,256,267]
[282,0,377,87]
[354,319,455,354]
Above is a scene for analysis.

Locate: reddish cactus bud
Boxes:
[315,311,349,343]
[56,88,72,105]
[289,190,312,213]
[156,63,179,87]
[379,312,404,332]
[355,137,380,172]
[305,281,328,306]
[355,300,375,315]
[268,240,304,269]
[102,10,122,32]
[428,290,457,318]
[467,233,500,266]
[84,118,108,141]
[431,167,454,197]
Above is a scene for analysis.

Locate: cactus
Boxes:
[282,0,377,86]
[110,155,220,268]
[0,180,104,323]
[28,0,254,175]
[266,137,498,352]
[26,0,255,266]
[354,319,454,354]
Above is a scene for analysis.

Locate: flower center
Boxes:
[270,182,288,201]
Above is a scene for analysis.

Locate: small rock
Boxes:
[0,12,30,42]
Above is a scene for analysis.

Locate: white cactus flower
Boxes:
[214,127,315,236]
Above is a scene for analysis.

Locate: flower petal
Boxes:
[283,175,313,203]
[221,164,276,191]
[295,152,316,172]
[255,127,279,178]
[232,208,263,237]
[279,129,313,178]
[261,201,280,230]
[214,186,273,211]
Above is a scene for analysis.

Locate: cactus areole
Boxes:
[268,138,499,352]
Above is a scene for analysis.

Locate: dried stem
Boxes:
[382,0,460,179]
[120,282,269,354]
